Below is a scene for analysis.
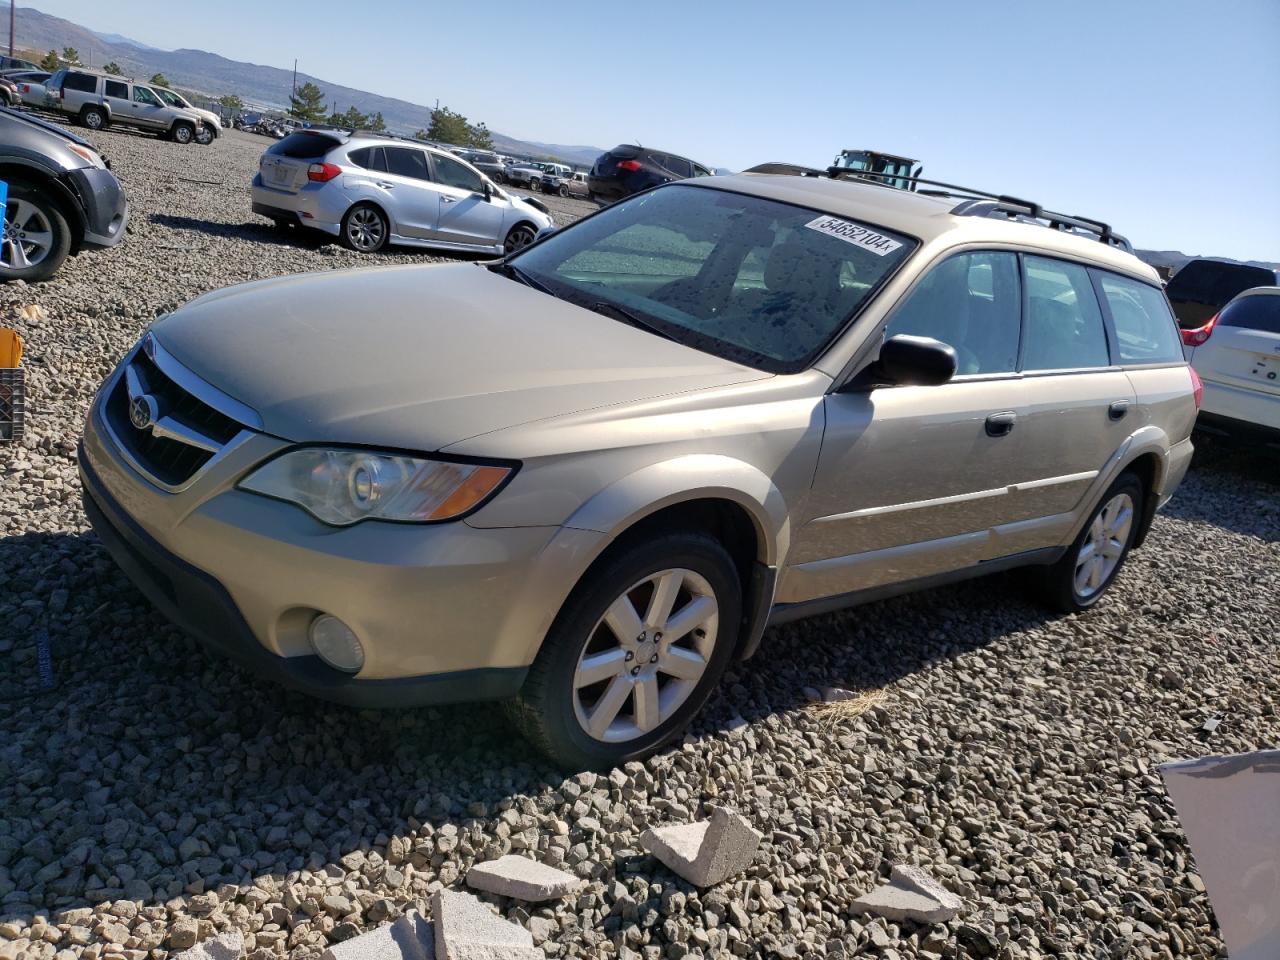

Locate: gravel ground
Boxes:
[1,125,1277,960]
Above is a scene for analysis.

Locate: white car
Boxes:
[1181,286,1280,445]
[150,85,222,145]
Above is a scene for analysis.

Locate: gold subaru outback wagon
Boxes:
[80,165,1197,768]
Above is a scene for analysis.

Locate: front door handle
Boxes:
[375,181,394,190]
[985,411,1017,437]
[1109,400,1131,421]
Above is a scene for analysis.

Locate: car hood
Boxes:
[151,263,767,451]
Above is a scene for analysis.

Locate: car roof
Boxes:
[690,172,1159,282]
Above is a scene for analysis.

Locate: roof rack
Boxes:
[742,163,1131,252]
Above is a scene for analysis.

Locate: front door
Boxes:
[430,152,505,248]
[128,84,167,130]
[781,250,1029,602]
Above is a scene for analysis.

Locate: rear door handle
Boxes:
[985,411,1016,437]
[1108,400,1131,421]
[441,196,458,203]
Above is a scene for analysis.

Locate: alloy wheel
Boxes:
[572,568,719,743]
[504,225,536,255]
[1074,493,1133,598]
[84,110,103,129]
[1,199,54,271]
[347,208,385,251]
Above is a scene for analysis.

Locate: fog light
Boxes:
[308,614,365,673]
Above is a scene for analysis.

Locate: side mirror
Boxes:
[864,334,957,387]
[482,181,492,202]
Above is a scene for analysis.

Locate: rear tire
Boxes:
[1,182,72,283]
[509,533,742,770]
[1027,472,1144,613]
[80,106,106,130]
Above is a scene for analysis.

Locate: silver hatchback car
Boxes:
[81,167,1197,768]
[251,130,553,255]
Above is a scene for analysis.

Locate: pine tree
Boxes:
[289,81,326,123]
[150,73,169,89]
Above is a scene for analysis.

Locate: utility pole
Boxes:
[291,59,297,96]
[9,0,15,59]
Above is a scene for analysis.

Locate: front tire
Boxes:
[1028,472,1144,613]
[340,203,389,252]
[1,182,72,283]
[503,222,537,255]
[171,122,195,144]
[510,533,742,770]
[195,124,214,145]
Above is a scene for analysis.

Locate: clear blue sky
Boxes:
[30,0,1280,261]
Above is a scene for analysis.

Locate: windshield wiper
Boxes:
[589,300,678,342]
[490,261,549,293]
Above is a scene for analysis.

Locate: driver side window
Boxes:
[885,251,1021,375]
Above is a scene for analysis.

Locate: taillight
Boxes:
[1189,366,1204,409]
[307,162,341,182]
[1181,312,1218,347]
[616,159,642,172]
[19,84,28,93]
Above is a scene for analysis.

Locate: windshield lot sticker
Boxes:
[805,216,903,256]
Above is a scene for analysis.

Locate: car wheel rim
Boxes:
[572,568,719,744]
[1074,492,1133,599]
[348,209,384,251]
[176,127,191,143]
[504,226,535,255]
[1,199,54,270]
[85,112,101,128]
[196,129,212,144]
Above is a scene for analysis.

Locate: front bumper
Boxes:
[79,389,607,706]
[68,166,128,249]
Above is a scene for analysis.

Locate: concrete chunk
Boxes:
[850,865,964,924]
[173,931,244,960]
[431,889,541,960]
[466,855,585,902]
[640,807,762,887]
[322,912,434,960]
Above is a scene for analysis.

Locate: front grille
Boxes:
[104,347,246,487]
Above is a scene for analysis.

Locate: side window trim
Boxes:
[1087,267,1122,367]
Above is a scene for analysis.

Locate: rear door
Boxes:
[1010,255,1136,548]
[102,78,131,125]
[430,152,505,247]
[380,146,443,239]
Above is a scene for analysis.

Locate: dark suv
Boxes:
[0,109,129,281]
[587,144,712,203]
[1165,258,1279,330]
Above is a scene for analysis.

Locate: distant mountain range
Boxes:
[11,5,606,166]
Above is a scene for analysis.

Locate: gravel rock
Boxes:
[430,890,539,960]
[173,930,244,960]
[0,122,1273,960]
[322,912,434,960]
[641,807,762,887]
[465,856,584,902]
[849,864,963,923]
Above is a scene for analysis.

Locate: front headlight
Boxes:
[239,448,514,526]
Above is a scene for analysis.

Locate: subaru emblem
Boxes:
[129,394,158,432]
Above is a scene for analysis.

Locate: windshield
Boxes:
[509,183,917,372]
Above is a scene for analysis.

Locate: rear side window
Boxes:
[384,147,431,181]
[1220,293,1280,334]
[1096,274,1183,363]
[662,155,693,178]
[103,80,127,99]
[1023,257,1111,370]
[886,251,1021,375]
[271,132,340,159]
[348,146,388,172]
[63,72,96,93]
